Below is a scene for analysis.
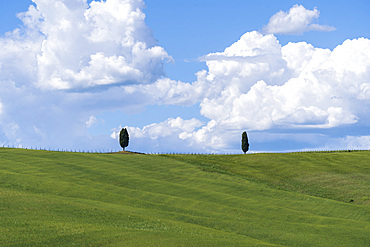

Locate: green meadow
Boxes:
[0,148,369,246]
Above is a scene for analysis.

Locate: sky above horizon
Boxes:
[0,0,370,153]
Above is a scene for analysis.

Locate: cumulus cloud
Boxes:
[0,0,171,150]
[198,32,369,131]
[86,115,100,128]
[111,117,204,153]
[344,136,370,150]
[263,5,335,35]
[0,0,170,90]
[116,31,370,153]
[323,136,370,150]
[1,1,369,153]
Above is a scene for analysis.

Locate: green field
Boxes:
[0,148,369,246]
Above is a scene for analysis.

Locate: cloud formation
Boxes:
[111,117,204,153]
[198,32,369,130]
[263,5,335,35]
[0,2,369,153]
[0,0,170,90]
[118,31,370,152]
[0,0,171,149]
[322,135,370,151]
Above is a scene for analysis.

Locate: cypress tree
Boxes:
[119,128,129,151]
[241,131,249,154]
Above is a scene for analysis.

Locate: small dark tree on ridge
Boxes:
[119,128,129,151]
[241,131,249,154]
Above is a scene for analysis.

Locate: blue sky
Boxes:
[145,0,370,81]
[0,0,369,153]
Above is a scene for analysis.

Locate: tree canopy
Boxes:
[119,128,129,151]
[241,131,249,154]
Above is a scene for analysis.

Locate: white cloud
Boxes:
[86,115,100,128]
[344,136,370,150]
[0,0,171,150]
[111,117,204,153]
[1,1,369,153]
[118,31,370,153]
[196,32,369,132]
[0,0,170,90]
[323,136,370,150]
[263,5,335,35]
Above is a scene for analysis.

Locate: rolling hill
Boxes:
[0,148,369,246]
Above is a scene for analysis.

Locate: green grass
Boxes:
[164,151,370,205]
[0,148,369,246]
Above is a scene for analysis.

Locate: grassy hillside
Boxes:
[0,148,369,246]
[164,151,370,205]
